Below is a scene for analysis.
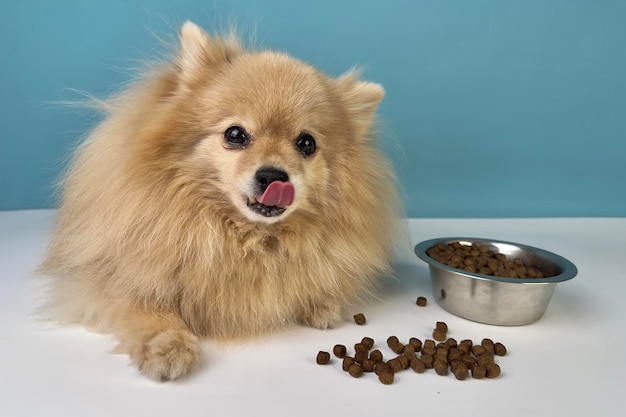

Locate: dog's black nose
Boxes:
[255,167,289,191]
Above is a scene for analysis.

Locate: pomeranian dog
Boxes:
[40,21,400,381]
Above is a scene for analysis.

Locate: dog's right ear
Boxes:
[178,21,242,83]
[334,71,385,140]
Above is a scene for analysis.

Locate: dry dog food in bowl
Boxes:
[426,241,550,278]
[415,237,578,325]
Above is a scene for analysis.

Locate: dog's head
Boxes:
[149,22,385,224]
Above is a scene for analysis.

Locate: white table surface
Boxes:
[1,210,624,417]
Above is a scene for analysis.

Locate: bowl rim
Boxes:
[414,237,578,284]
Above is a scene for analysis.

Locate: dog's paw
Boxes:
[301,303,342,330]
[138,329,202,381]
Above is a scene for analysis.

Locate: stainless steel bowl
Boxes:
[414,237,578,326]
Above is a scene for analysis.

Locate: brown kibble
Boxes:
[434,352,448,364]
[472,345,487,356]
[403,352,417,362]
[472,364,487,379]
[435,350,450,360]
[422,339,436,353]
[435,344,449,356]
[355,350,368,364]
[421,354,434,369]
[453,366,468,380]
[432,329,447,342]
[387,336,399,349]
[410,358,426,373]
[354,343,368,353]
[435,321,448,332]
[378,371,394,385]
[494,342,507,356]
[408,337,422,352]
[390,342,405,355]
[374,362,392,376]
[421,346,436,356]
[416,296,428,307]
[342,356,355,371]
[370,349,383,363]
[486,363,501,378]
[475,354,495,366]
[445,338,458,348]
[348,363,364,378]
[361,358,376,372]
[459,339,473,348]
[436,342,449,350]
[449,359,466,372]
[435,243,447,251]
[333,344,347,358]
[403,344,416,357]
[316,351,330,365]
[361,337,374,350]
[462,354,476,369]
[488,258,501,272]
[448,348,462,362]
[481,338,495,354]
[398,355,411,369]
[353,313,366,325]
[387,357,404,373]
[398,355,410,369]
[500,268,518,278]
[457,340,472,354]
[434,361,449,376]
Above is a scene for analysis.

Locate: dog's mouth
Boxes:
[246,197,287,218]
[245,180,295,218]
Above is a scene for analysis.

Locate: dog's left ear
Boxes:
[177,21,242,84]
[334,71,385,139]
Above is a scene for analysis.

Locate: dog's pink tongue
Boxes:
[258,181,295,207]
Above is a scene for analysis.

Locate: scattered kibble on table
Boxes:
[353,313,366,325]
[316,351,330,365]
[315,319,508,384]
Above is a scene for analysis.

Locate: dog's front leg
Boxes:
[112,306,202,381]
[299,298,343,330]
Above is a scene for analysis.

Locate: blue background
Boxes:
[1,0,625,217]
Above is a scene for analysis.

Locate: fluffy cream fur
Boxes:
[40,21,400,381]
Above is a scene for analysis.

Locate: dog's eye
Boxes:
[224,125,250,148]
[296,133,316,156]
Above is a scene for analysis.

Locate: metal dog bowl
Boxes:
[414,237,578,326]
